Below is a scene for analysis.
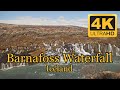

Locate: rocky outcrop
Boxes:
[0,23,120,71]
[91,71,120,79]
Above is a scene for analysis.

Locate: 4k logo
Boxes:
[88,14,117,37]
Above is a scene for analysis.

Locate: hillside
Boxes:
[0,23,120,79]
[0,23,120,49]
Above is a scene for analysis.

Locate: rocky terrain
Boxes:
[91,71,120,79]
[0,23,120,49]
[0,23,120,62]
[0,23,120,79]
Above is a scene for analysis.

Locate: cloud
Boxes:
[0,16,119,28]
[0,16,88,27]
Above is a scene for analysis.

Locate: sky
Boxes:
[0,11,120,27]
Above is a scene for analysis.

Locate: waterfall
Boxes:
[6,64,9,69]
[114,46,120,56]
[72,43,91,55]
[108,43,113,52]
[63,48,67,53]
[80,43,91,55]
[6,48,9,52]
[10,63,13,68]
[1,63,5,70]
[1,63,11,70]
[1,63,8,70]
[43,42,52,51]
[56,48,61,53]
[91,49,94,54]
[60,48,66,63]
[23,63,26,66]
[59,46,70,64]
[98,43,101,52]
[88,43,93,51]
[46,50,56,56]
[116,47,120,56]
[19,63,26,66]
[48,46,52,51]
[80,43,85,52]
[19,63,23,66]
[59,54,64,63]
[0,62,27,71]
[72,43,81,55]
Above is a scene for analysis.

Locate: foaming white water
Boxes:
[72,43,91,55]
[98,43,101,52]
[108,43,113,52]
